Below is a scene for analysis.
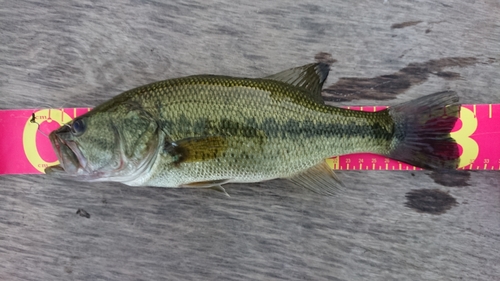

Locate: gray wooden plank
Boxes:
[1,1,499,280]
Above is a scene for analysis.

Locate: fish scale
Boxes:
[127,76,395,187]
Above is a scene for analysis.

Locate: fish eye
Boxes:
[71,118,86,136]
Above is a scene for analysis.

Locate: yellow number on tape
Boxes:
[450,107,479,168]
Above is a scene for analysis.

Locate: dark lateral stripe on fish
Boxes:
[163,115,394,142]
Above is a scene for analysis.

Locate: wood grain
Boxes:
[1,1,500,280]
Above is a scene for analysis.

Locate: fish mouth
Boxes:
[46,132,88,175]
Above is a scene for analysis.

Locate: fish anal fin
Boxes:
[165,136,228,164]
[288,160,344,196]
[264,63,330,104]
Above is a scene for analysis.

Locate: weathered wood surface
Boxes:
[1,1,500,280]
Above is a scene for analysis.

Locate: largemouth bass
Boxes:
[46,63,460,194]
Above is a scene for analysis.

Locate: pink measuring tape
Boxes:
[0,105,498,174]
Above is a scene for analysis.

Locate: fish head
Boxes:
[45,104,160,183]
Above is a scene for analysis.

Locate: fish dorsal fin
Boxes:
[264,63,330,104]
[288,160,345,196]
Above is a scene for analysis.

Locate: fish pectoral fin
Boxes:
[165,136,229,164]
[288,160,345,196]
[181,180,231,197]
[263,63,330,104]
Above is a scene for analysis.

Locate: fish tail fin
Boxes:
[386,91,460,170]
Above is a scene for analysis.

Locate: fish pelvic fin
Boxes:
[387,91,460,170]
[288,161,345,196]
[209,185,231,197]
[181,179,231,197]
[264,63,330,104]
